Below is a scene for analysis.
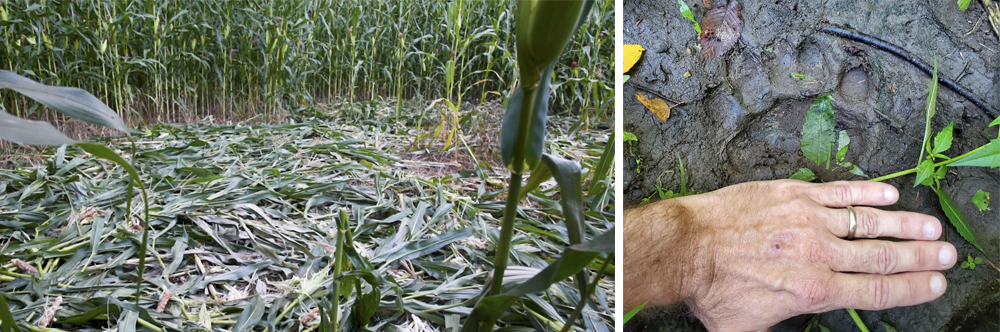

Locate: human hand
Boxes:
[624,180,957,332]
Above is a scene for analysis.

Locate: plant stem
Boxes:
[559,255,610,332]
[490,172,523,296]
[868,145,986,182]
[847,309,870,332]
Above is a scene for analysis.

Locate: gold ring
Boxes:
[847,206,857,239]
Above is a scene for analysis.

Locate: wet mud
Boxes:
[623,0,1000,330]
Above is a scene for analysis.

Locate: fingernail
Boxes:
[939,246,952,266]
[923,221,935,239]
[884,187,897,202]
[930,274,944,295]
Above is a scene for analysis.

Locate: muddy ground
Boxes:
[623,0,1000,331]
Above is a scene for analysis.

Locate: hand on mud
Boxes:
[624,180,958,332]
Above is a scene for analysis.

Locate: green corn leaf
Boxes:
[515,0,589,87]
[461,229,613,332]
[790,168,816,182]
[801,94,835,168]
[0,110,77,146]
[0,70,128,132]
[500,66,551,173]
[232,297,265,332]
[623,301,648,324]
[375,227,474,264]
[919,57,938,164]
[540,153,588,294]
[973,190,990,212]
[914,159,935,187]
[933,188,987,256]
[343,270,381,329]
[0,293,23,332]
[588,138,615,195]
[678,0,701,34]
[519,158,553,201]
[990,116,1000,127]
[959,0,973,11]
[949,139,1000,167]
[933,122,954,154]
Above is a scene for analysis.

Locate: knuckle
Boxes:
[801,241,830,263]
[833,183,853,205]
[868,276,893,310]
[876,243,898,274]
[792,277,831,310]
[860,209,880,238]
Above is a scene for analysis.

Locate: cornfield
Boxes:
[0,0,614,124]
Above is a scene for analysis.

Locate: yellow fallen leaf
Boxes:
[637,93,685,123]
[623,44,645,73]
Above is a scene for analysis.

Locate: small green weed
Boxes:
[624,130,642,174]
[677,0,701,34]
[623,301,647,324]
[961,254,983,269]
[973,189,991,212]
[959,0,972,11]
[790,72,814,80]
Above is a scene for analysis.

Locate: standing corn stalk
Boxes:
[462,1,611,332]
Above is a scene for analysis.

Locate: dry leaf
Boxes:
[637,93,675,123]
[699,0,743,60]
[623,44,646,73]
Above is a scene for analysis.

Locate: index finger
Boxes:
[805,181,899,207]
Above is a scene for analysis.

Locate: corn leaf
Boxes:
[232,297,265,332]
[461,229,614,332]
[0,70,128,132]
[949,139,1000,167]
[0,294,22,332]
[933,188,987,256]
[500,65,553,173]
[0,110,77,146]
[519,159,553,200]
[801,94,835,168]
[540,153,588,293]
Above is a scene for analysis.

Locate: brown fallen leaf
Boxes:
[637,93,685,123]
[699,0,743,60]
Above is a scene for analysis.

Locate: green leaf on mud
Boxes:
[623,301,647,324]
[990,116,1000,127]
[919,57,938,163]
[973,190,990,212]
[933,122,953,154]
[678,0,701,34]
[801,94,835,168]
[790,168,816,182]
[914,159,935,187]
[949,139,1000,168]
[623,131,637,143]
[934,165,948,180]
[959,0,972,11]
[836,131,850,162]
[933,188,987,256]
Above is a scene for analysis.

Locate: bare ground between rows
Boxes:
[623,0,1000,331]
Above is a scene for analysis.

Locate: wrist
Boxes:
[624,195,704,311]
